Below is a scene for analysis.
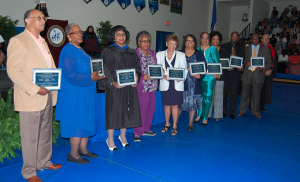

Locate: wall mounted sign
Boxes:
[117,0,131,10]
[47,25,66,47]
[170,0,182,15]
[149,0,159,15]
[101,0,114,7]
[134,0,145,12]
[160,0,170,6]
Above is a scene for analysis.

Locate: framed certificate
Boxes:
[147,64,163,79]
[116,68,137,86]
[220,58,230,69]
[207,63,222,75]
[189,62,206,75]
[32,68,62,90]
[90,59,104,76]
[230,56,243,68]
[251,57,265,68]
[167,68,185,81]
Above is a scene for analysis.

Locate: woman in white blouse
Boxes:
[278,49,289,73]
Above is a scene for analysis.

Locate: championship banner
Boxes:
[134,0,145,12]
[149,0,159,15]
[117,0,131,10]
[101,0,114,7]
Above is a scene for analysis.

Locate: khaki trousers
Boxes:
[19,93,53,179]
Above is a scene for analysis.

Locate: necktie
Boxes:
[251,46,257,72]
[231,46,236,56]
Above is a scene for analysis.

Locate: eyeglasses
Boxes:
[69,31,84,35]
[201,37,209,40]
[115,33,126,37]
[139,40,150,43]
[28,16,47,21]
[262,38,270,40]
[186,40,194,42]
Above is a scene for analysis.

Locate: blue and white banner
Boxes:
[134,0,145,12]
[149,0,159,15]
[101,0,114,7]
[210,0,217,31]
[117,0,131,10]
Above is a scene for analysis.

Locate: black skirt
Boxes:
[161,80,183,105]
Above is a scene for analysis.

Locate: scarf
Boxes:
[261,43,275,68]
[109,43,128,50]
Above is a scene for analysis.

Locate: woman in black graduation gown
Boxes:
[98,25,142,151]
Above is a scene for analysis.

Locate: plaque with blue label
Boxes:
[32,68,62,90]
[230,56,243,68]
[220,58,230,69]
[189,62,206,75]
[251,57,265,68]
[147,64,163,79]
[167,68,185,81]
[91,59,104,76]
[207,63,222,75]
[116,68,137,86]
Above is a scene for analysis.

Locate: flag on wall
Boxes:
[210,0,217,31]
[101,0,114,6]
[134,0,145,12]
[117,0,131,10]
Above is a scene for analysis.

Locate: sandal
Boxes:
[161,125,170,133]
[171,128,177,136]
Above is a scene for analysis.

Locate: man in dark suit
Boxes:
[238,34,272,118]
[220,32,245,119]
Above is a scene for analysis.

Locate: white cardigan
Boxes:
[156,50,187,91]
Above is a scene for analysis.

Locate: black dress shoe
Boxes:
[223,114,227,118]
[79,151,98,158]
[260,108,268,112]
[67,153,89,164]
[188,126,193,131]
[202,122,207,126]
[229,115,236,120]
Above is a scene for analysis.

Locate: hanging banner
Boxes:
[170,0,182,15]
[117,0,131,10]
[134,0,145,12]
[149,0,159,15]
[101,0,114,6]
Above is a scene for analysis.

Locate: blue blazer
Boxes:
[180,49,206,95]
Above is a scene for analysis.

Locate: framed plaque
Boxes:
[167,68,185,81]
[230,56,243,68]
[220,58,230,69]
[32,68,62,90]
[147,64,163,79]
[116,68,137,86]
[251,57,265,68]
[189,62,206,75]
[90,59,104,76]
[207,63,222,75]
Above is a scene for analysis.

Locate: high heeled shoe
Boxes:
[106,139,117,151]
[118,135,129,147]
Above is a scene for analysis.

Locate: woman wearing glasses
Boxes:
[133,31,158,142]
[194,32,220,126]
[56,23,105,164]
[179,34,206,131]
[98,25,142,150]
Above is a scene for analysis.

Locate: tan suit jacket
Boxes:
[7,30,57,111]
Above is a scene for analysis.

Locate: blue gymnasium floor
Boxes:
[1,82,300,182]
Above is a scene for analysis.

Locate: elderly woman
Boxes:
[133,31,158,142]
[208,31,226,122]
[156,34,187,135]
[194,32,220,126]
[55,23,104,164]
[178,34,206,131]
[98,25,142,150]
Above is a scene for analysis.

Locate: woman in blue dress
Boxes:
[194,32,220,126]
[56,23,105,164]
[179,34,206,131]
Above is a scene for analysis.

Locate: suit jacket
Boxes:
[156,50,187,91]
[7,30,57,112]
[242,45,272,84]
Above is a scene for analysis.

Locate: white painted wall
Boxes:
[0,0,210,51]
[229,6,250,35]
[251,0,270,33]
[216,2,231,43]
[268,1,300,17]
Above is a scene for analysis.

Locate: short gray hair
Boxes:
[65,23,79,35]
[136,31,151,45]
[24,9,33,26]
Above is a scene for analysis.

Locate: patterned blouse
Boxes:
[138,47,158,92]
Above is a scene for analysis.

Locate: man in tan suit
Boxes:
[7,9,62,182]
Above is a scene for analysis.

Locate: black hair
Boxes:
[210,31,223,43]
[231,31,239,37]
[293,50,299,55]
[181,34,197,50]
[107,25,130,43]
[281,49,286,55]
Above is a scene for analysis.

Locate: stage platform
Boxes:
[0,82,300,182]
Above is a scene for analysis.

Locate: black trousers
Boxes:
[223,70,241,115]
